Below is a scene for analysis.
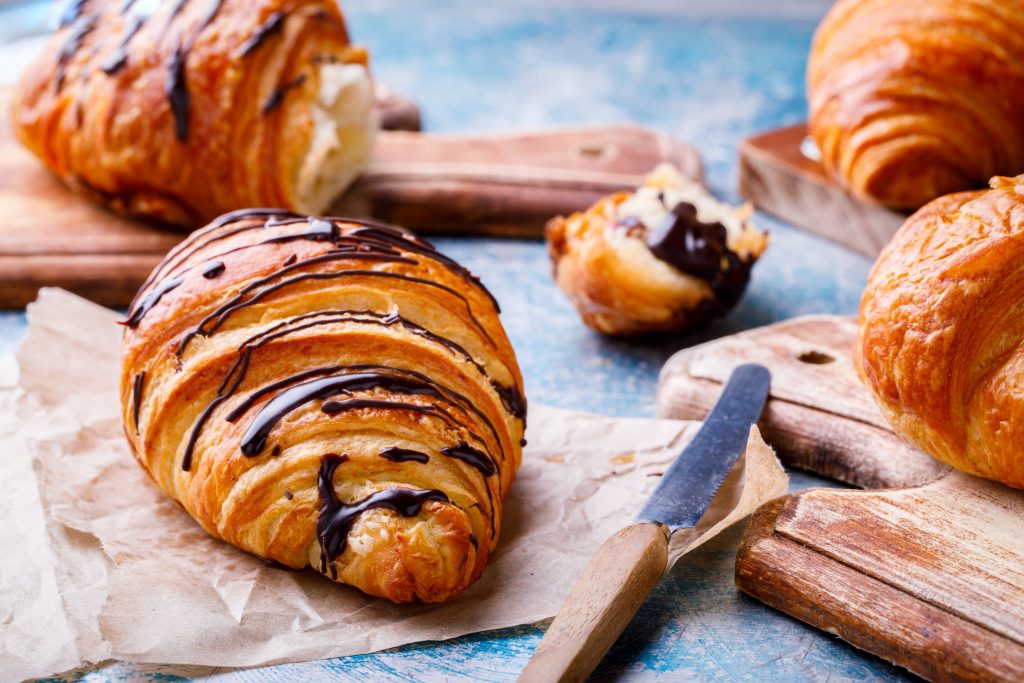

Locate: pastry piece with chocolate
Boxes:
[546,164,767,337]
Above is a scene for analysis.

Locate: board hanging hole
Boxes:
[575,141,612,160]
[797,350,834,365]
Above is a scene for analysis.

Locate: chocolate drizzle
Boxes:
[263,74,307,114]
[164,0,226,141]
[131,371,145,432]
[56,17,95,90]
[141,212,498,323]
[380,447,430,464]
[176,268,486,359]
[492,382,527,420]
[237,371,452,456]
[58,0,89,29]
[124,275,182,328]
[201,260,225,279]
[165,46,190,141]
[100,14,143,74]
[264,217,335,243]
[441,443,496,477]
[316,453,449,579]
[239,10,287,57]
[321,397,435,417]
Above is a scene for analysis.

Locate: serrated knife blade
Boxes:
[636,362,771,531]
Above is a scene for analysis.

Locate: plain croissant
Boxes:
[857,174,1024,489]
[808,0,1024,210]
[120,210,526,602]
[13,0,376,226]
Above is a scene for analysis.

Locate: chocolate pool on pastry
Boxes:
[546,164,768,337]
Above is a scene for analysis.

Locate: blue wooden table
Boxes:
[2,1,919,680]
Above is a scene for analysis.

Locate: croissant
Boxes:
[13,0,376,227]
[545,164,767,337]
[808,0,1024,210]
[857,174,1024,489]
[119,210,526,602]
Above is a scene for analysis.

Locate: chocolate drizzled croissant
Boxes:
[14,0,377,226]
[120,210,525,602]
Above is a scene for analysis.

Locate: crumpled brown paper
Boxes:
[0,289,787,681]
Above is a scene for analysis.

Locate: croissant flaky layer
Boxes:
[120,211,526,602]
[808,0,1024,210]
[546,164,767,337]
[857,174,1024,489]
[13,0,376,227]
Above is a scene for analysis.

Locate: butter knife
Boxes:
[519,363,771,683]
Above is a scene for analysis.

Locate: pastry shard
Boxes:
[120,210,525,602]
[857,174,1024,489]
[546,164,767,337]
[808,0,1024,210]
[13,0,377,226]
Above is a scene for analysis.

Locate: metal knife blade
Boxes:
[636,363,770,531]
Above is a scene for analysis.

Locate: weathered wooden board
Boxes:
[656,315,947,490]
[738,124,907,258]
[0,86,699,308]
[656,315,1024,682]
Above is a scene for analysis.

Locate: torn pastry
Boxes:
[546,164,768,337]
[13,0,377,226]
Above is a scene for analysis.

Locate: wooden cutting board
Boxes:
[0,88,700,308]
[738,124,907,257]
[656,315,1024,682]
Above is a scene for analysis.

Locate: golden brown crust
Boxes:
[13,0,375,227]
[857,174,1024,489]
[808,0,1024,210]
[546,165,767,337]
[120,211,525,602]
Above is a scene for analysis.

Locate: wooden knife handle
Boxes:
[519,522,670,683]
[333,125,703,238]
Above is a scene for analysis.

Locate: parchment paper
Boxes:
[0,289,788,681]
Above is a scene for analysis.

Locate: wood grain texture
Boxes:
[519,523,669,683]
[738,499,1024,683]
[738,123,907,258]
[0,80,700,307]
[656,314,947,489]
[658,314,1024,682]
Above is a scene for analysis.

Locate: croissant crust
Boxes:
[120,210,526,602]
[13,0,377,226]
[808,0,1024,209]
[857,174,1024,489]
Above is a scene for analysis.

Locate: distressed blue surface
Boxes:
[5,1,920,680]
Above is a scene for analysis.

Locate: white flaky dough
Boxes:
[294,63,378,214]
